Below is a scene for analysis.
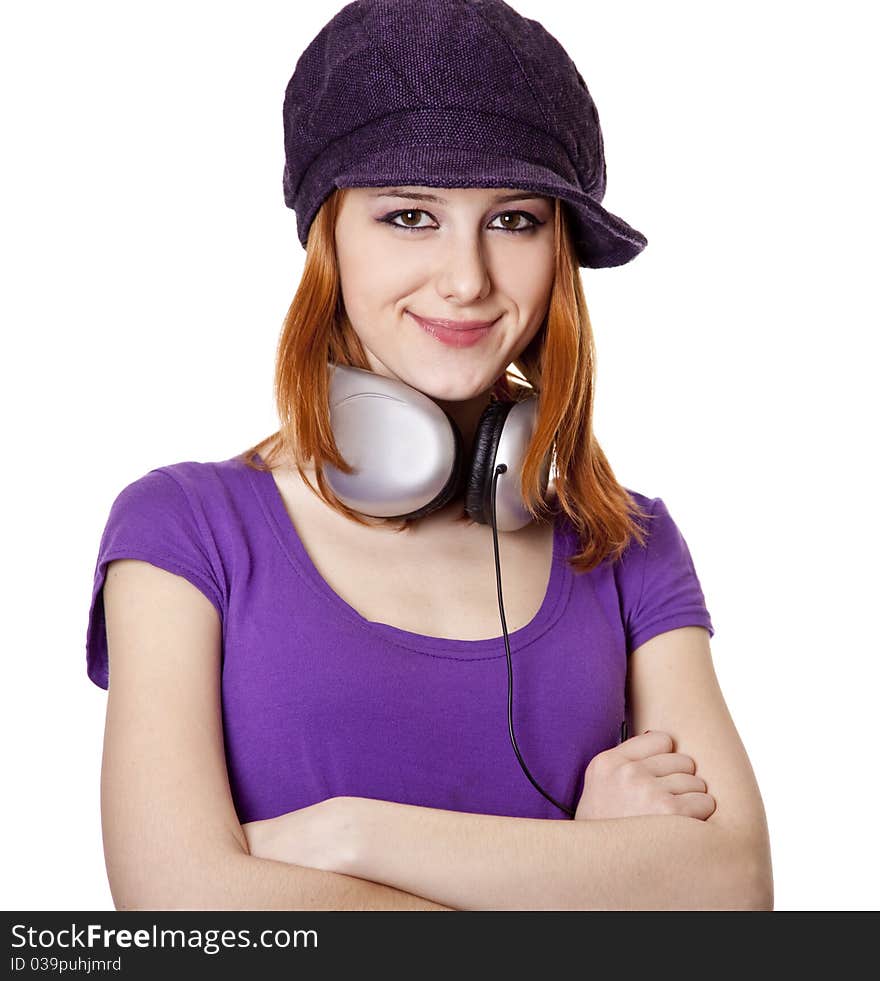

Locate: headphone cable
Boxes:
[490,463,576,819]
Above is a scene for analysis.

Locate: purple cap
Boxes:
[282,0,647,268]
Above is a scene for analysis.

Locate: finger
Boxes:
[656,773,707,795]
[672,792,716,820]
[642,752,697,776]
[617,730,675,760]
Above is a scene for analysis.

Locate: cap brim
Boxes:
[332,146,647,269]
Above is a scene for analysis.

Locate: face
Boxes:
[333,185,555,404]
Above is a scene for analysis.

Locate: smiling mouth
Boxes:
[407,310,498,348]
[407,311,499,331]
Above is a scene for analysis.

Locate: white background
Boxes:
[2,0,877,912]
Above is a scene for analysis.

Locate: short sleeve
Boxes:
[623,496,715,656]
[85,468,225,690]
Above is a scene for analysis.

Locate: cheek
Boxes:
[343,244,422,307]
[338,261,409,335]
[497,247,554,315]
[515,312,548,354]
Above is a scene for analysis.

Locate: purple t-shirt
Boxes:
[85,452,714,822]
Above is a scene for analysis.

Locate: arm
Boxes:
[245,796,750,910]
[339,798,757,911]
[324,628,771,910]
[141,851,455,911]
[101,559,452,911]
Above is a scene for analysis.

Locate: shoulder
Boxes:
[617,487,677,555]
[111,458,212,496]
[621,486,659,524]
[110,453,248,514]
[613,488,715,653]
[98,455,250,573]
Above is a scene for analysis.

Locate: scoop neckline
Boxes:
[243,452,572,659]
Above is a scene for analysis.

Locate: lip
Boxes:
[408,311,499,348]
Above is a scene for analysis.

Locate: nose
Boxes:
[435,233,492,305]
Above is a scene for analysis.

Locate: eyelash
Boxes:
[379,208,543,235]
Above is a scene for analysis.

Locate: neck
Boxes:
[432,390,495,459]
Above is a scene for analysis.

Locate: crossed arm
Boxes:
[243,628,773,911]
[246,794,765,911]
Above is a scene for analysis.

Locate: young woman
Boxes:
[85,0,772,910]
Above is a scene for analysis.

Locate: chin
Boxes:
[404,368,495,404]
[364,344,495,401]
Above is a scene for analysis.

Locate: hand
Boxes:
[574,730,716,822]
[241,796,356,874]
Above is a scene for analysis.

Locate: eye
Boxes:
[384,209,434,231]
[379,208,543,235]
[488,212,540,233]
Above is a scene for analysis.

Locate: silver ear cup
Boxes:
[322,363,462,518]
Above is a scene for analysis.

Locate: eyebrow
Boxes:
[370,189,552,205]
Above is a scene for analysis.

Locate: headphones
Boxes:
[322,362,551,531]
[321,363,582,817]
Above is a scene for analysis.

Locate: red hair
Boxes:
[239,188,650,574]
